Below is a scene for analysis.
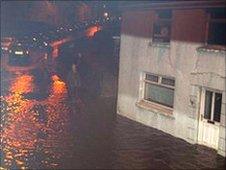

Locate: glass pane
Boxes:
[161,77,175,86]
[213,93,222,122]
[208,22,226,45]
[204,91,212,120]
[153,21,171,43]
[145,74,158,82]
[208,8,226,19]
[156,10,172,19]
[144,83,174,108]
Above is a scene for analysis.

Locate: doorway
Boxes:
[198,88,222,149]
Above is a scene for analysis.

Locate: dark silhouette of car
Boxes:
[8,43,30,66]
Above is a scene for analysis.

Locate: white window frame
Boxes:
[201,88,222,125]
[142,72,175,109]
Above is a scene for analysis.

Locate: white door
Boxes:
[198,88,222,149]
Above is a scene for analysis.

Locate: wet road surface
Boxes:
[1,63,226,169]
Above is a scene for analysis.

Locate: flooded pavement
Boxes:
[1,67,225,169]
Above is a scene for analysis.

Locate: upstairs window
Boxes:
[153,10,172,43]
[206,8,226,46]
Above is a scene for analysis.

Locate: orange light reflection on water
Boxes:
[1,73,72,169]
[2,74,37,169]
[86,25,101,37]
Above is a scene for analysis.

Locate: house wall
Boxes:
[117,9,226,156]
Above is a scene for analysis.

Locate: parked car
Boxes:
[8,43,30,66]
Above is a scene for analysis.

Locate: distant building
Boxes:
[117,0,226,156]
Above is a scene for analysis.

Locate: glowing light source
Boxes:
[15,51,23,55]
[43,42,48,46]
[1,47,8,51]
[103,12,108,17]
[85,25,101,37]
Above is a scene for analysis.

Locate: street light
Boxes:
[103,12,108,18]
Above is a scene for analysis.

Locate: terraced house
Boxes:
[117,0,226,156]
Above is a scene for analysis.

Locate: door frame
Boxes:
[197,87,221,149]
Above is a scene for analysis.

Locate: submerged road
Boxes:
[0,48,225,169]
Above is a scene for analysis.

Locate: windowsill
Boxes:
[136,100,174,119]
[149,42,170,48]
[197,45,226,53]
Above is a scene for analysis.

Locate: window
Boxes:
[204,90,222,123]
[153,10,172,43]
[143,73,175,108]
[206,8,226,46]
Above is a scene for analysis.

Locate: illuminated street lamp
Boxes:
[43,42,48,46]
[103,12,108,18]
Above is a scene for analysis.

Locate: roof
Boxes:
[118,0,226,11]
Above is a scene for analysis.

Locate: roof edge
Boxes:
[119,1,226,11]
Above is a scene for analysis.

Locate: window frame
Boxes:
[142,72,175,109]
[152,10,172,44]
[205,10,226,46]
[203,89,222,124]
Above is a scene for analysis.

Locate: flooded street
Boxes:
[1,1,226,169]
[1,57,225,169]
[1,69,73,169]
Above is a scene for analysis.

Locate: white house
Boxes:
[117,0,226,156]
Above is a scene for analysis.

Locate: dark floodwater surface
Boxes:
[1,70,225,169]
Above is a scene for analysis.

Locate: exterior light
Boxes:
[15,51,23,55]
[33,37,37,41]
[103,12,108,17]
[2,47,8,51]
[43,42,48,46]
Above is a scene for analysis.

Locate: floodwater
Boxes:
[1,65,225,169]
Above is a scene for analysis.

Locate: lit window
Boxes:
[153,10,172,43]
[204,90,222,123]
[143,73,175,108]
[206,8,226,46]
